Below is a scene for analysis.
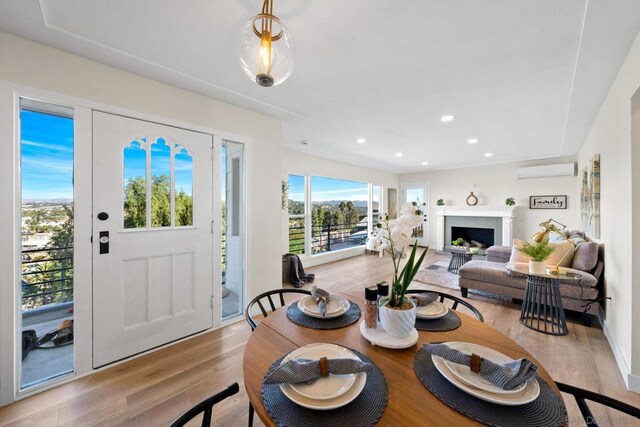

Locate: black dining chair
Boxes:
[244,288,311,425]
[245,288,311,331]
[556,382,640,426]
[406,289,484,322]
[169,382,240,427]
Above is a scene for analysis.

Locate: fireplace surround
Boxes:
[436,206,515,251]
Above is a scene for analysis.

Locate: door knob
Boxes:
[99,231,109,254]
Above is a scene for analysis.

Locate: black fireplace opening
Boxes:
[451,226,494,248]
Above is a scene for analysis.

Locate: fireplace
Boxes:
[435,206,515,251]
[451,226,494,248]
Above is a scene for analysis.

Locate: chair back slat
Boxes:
[245,289,312,331]
[556,382,640,426]
[169,383,239,427]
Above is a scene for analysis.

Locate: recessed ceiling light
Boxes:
[356,138,366,144]
[421,161,429,166]
[395,152,403,157]
[484,152,493,157]
[300,140,310,145]
[440,115,455,123]
[468,138,479,144]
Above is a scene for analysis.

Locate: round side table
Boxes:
[448,250,473,274]
[520,274,568,335]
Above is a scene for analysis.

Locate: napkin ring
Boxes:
[319,357,329,377]
[470,353,482,373]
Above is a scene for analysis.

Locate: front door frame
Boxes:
[0,80,251,406]
[401,181,430,247]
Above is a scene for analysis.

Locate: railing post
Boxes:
[327,224,331,252]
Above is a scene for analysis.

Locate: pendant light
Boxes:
[238,0,295,87]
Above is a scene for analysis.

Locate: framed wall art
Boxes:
[529,195,567,209]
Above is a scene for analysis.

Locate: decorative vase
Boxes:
[466,192,478,206]
[529,260,546,275]
[379,298,417,338]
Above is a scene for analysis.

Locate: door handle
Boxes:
[98,212,109,221]
[99,231,109,254]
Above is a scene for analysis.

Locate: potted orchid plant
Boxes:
[373,202,428,337]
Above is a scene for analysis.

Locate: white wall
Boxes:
[0,32,282,403]
[401,158,578,249]
[282,149,400,266]
[576,30,640,391]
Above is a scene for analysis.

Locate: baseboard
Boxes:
[602,321,640,392]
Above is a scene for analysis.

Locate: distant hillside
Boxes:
[311,200,369,208]
[23,198,73,206]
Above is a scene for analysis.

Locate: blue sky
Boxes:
[21,110,74,200]
[289,174,369,202]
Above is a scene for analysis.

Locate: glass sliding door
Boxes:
[221,141,245,319]
[19,99,74,388]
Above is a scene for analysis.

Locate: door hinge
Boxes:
[211,220,215,234]
[211,146,215,160]
[211,295,214,307]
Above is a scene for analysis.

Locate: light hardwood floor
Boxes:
[1,251,639,426]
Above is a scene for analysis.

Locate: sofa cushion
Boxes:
[571,241,599,271]
[458,260,599,300]
[510,239,575,267]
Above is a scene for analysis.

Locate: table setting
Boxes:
[286,286,362,329]
[414,341,568,426]
[260,342,388,426]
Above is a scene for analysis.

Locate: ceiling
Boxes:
[1,0,640,173]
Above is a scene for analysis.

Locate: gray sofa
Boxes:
[458,233,604,323]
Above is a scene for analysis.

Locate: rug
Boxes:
[413,259,460,290]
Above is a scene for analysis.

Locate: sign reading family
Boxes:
[529,195,567,209]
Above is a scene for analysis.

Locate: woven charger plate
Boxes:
[286,301,361,329]
[262,348,388,427]
[415,309,461,332]
[413,346,568,427]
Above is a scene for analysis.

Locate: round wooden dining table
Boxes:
[243,289,562,426]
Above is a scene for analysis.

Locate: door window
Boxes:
[122,137,194,229]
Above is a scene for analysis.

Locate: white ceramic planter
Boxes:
[379,298,417,338]
[528,260,546,275]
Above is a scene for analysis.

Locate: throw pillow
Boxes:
[571,241,599,271]
[509,238,575,267]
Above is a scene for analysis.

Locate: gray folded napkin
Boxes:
[425,343,538,390]
[264,358,373,384]
[311,286,331,316]
[409,293,438,307]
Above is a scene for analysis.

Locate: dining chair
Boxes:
[406,289,484,322]
[245,288,312,331]
[245,288,311,425]
[169,382,239,427]
[556,382,640,426]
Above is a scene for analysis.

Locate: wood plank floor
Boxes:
[1,251,639,426]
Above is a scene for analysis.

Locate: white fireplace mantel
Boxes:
[436,206,515,251]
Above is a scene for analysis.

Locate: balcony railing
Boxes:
[21,246,73,310]
[289,224,368,254]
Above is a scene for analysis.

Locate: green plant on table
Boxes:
[505,197,515,206]
[451,238,465,246]
[518,240,554,262]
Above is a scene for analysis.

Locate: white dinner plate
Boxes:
[298,295,350,319]
[279,343,366,410]
[281,343,357,400]
[440,342,526,395]
[431,344,540,406]
[415,301,449,320]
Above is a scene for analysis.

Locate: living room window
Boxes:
[288,174,380,255]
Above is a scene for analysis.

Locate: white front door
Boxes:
[402,182,429,247]
[92,112,216,367]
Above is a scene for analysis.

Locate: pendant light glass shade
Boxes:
[238,9,295,87]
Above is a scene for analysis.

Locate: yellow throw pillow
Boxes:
[510,238,575,267]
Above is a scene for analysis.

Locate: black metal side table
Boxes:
[448,250,474,274]
[507,263,580,336]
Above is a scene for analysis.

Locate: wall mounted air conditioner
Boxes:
[516,163,576,179]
